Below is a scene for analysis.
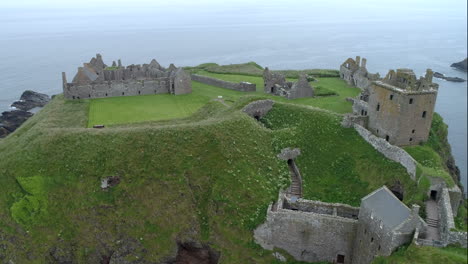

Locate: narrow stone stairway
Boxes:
[426,218,439,228]
[425,199,440,241]
[287,159,302,198]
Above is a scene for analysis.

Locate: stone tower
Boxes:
[367,69,438,146]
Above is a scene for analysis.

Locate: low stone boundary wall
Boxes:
[439,188,467,248]
[191,74,256,92]
[353,124,417,180]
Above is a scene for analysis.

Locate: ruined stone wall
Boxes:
[353,124,417,180]
[367,83,437,146]
[254,196,358,264]
[341,114,368,128]
[283,198,359,219]
[352,98,369,116]
[242,100,274,119]
[438,188,467,247]
[64,78,170,99]
[173,70,192,95]
[191,74,256,92]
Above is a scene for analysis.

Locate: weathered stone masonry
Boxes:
[367,69,438,146]
[254,186,426,264]
[438,188,467,247]
[191,74,256,92]
[341,57,439,147]
[62,54,192,100]
[353,124,417,180]
[254,192,359,264]
[263,67,314,99]
[242,99,274,120]
[340,56,380,90]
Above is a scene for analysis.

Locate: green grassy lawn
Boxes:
[373,244,467,264]
[88,71,359,127]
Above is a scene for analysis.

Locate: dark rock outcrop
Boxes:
[11,90,50,111]
[171,241,220,264]
[0,110,33,138]
[450,58,467,72]
[1,90,50,138]
[433,72,466,82]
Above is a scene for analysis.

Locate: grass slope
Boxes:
[0,96,296,263]
[260,103,423,206]
[373,244,467,264]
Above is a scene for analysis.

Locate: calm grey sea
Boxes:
[0,1,466,192]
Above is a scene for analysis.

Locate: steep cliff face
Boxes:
[427,113,462,189]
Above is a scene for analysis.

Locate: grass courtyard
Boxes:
[87,71,360,127]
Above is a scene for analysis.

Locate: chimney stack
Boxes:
[361,58,367,68]
[62,72,67,89]
[356,56,361,67]
[425,69,433,83]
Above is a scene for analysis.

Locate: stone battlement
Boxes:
[62,54,192,99]
[379,68,438,92]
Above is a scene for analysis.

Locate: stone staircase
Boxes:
[426,218,439,228]
[287,160,302,198]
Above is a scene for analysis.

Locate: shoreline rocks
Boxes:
[11,90,50,111]
[434,72,466,82]
[450,58,467,72]
[0,90,50,138]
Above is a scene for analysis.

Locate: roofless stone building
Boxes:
[254,186,426,264]
[62,54,192,100]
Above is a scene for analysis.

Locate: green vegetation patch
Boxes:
[373,244,467,264]
[104,66,119,70]
[405,145,454,186]
[10,176,49,227]
[454,199,467,232]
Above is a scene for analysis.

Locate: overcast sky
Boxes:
[1,0,466,10]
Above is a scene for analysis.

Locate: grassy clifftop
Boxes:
[0,96,294,263]
[0,62,464,263]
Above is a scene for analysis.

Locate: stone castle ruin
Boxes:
[62,54,192,100]
[263,68,314,99]
[340,57,438,146]
[340,56,380,90]
[255,186,427,264]
[367,69,438,146]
